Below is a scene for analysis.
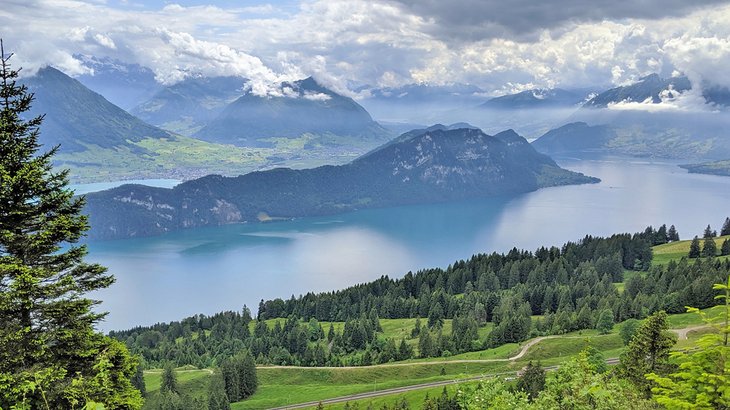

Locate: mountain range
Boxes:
[481,88,591,110]
[22,66,170,153]
[193,77,389,146]
[84,126,598,240]
[131,76,247,135]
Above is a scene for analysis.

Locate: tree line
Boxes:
[111,223,729,369]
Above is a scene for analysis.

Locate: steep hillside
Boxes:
[193,77,389,146]
[22,66,169,153]
[85,127,597,239]
[131,76,247,135]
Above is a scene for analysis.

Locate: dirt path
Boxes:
[670,325,710,340]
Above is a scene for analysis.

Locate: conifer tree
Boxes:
[667,225,679,241]
[722,217,730,236]
[162,364,179,394]
[208,372,231,410]
[617,311,676,395]
[689,236,701,258]
[702,236,717,257]
[704,224,715,238]
[595,308,614,334]
[516,361,546,401]
[0,40,141,408]
[722,239,730,257]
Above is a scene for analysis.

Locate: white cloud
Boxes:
[2,0,730,99]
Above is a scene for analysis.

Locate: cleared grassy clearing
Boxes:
[652,235,730,266]
[235,362,512,409]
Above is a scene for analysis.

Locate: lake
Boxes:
[88,157,730,331]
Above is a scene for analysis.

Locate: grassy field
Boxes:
[142,367,212,409]
[58,133,375,183]
[652,235,730,266]
[235,362,511,409]
[144,311,721,410]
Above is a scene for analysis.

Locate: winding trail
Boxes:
[670,325,710,340]
[262,325,705,409]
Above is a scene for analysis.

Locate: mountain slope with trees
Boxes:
[84,126,597,240]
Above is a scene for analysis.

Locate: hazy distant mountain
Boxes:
[583,74,691,108]
[22,66,169,153]
[357,83,487,124]
[85,126,597,239]
[75,55,161,110]
[363,83,485,106]
[132,76,247,135]
[532,122,616,154]
[194,77,389,146]
[481,88,590,110]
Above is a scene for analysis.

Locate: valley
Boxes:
[4,3,730,409]
[127,232,727,409]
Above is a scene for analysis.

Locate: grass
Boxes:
[301,382,473,409]
[519,334,623,365]
[147,310,720,410]
[235,362,512,409]
[58,133,376,183]
[142,367,212,409]
[651,235,730,266]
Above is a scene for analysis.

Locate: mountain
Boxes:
[84,126,598,240]
[74,55,162,110]
[583,74,691,108]
[532,122,616,154]
[357,83,486,124]
[481,88,590,110]
[193,77,389,146]
[22,66,170,153]
[131,76,247,135]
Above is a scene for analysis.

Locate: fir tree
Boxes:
[516,361,546,401]
[689,236,701,258]
[162,364,179,394]
[617,311,676,395]
[702,236,717,257]
[722,217,730,236]
[0,40,141,409]
[132,362,147,397]
[595,308,614,334]
[208,372,231,410]
[704,224,715,238]
[721,239,730,256]
[667,225,679,241]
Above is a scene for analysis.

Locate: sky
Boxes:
[2,0,730,97]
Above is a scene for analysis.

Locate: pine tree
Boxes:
[667,225,679,241]
[162,364,179,394]
[595,308,614,334]
[208,372,231,410]
[704,225,715,238]
[721,239,730,256]
[516,361,546,401]
[0,41,142,408]
[722,217,730,236]
[132,362,147,396]
[702,236,717,257]
[689,236,701,258]
[617,311,676,395]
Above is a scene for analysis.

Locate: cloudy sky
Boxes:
[3,0,730,96]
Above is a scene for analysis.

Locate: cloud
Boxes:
[3,0,730,100]
[390,0,730,42]
[607,85,715,112]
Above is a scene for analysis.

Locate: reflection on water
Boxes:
[89,158,730,331]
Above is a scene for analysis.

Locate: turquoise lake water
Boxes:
[87,158,730,331]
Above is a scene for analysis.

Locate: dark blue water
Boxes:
[89,158,730,331]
